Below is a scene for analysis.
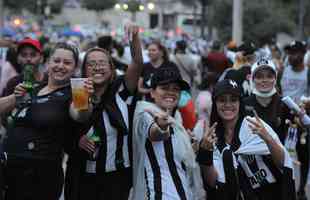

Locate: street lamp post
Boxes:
[232,0,243,45]
[199,0,208,39]
[0,0,3,36]
[298,0,305,40]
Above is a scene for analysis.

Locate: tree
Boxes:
[3,0,64,15]
[179,0,211,38]
[178,0,303,43]
[81,0,116,12]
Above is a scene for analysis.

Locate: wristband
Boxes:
[155,122,169,136]
[196,148,213,166]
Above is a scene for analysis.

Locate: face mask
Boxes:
[250,68,277,98]
[252,86,276,98]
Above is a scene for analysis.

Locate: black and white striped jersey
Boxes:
[238,154,277,189]
[142,113,191,200]
[86,77,136,173]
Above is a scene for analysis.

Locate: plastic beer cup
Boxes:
[70,78,89,111]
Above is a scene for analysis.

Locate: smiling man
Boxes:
[1,37,46,97]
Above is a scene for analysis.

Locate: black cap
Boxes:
[236,41,256,56]
[287,40,307,53]
[213,79,241,99]
[176,40,187,51]
[151,67,190,90]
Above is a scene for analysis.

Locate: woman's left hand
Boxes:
[127,24,139,36]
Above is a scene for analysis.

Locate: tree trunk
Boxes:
[298,0,305,40]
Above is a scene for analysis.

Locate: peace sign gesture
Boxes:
[246,113,268,139]
[200,122,217,151]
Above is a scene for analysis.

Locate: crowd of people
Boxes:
[0,24,310,200]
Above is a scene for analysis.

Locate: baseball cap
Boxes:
[176,40,187,51]
[213,79,241,99]
[151,67,190,91]
[287,40,307,53]
[236,41,256,56]
[17,37,43,54]
[251,58,277,76]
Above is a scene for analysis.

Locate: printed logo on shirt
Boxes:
[249,169,267,187]
[245,155,255,164]
[36,97,49,103]
[54,91,65,96]
[17,107,29,118]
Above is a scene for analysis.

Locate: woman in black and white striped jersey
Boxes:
[66,25,143,200]
[132,67,205,200]
[195,79,295,200]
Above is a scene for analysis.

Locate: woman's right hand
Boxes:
[84,78,95,96]
[200,122,217,151]
[79,135,95,154]
[13,83,27,99]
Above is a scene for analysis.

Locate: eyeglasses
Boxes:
[86,60,111,68]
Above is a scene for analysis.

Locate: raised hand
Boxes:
[200,122,217,151]
[128,24,139,36]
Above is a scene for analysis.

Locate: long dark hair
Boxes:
[6,47,20,73]
[81,47,116,81]
[210,95,245,152]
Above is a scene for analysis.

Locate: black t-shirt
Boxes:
[4,84,77,162]
[140,61,179,101]
[1,73,48,97]
[243,94,292,143]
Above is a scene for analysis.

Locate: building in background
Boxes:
[52,0,203,37]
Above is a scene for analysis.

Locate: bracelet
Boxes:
[196,148,213,166]
[153,122,169,137]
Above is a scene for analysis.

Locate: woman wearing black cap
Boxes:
[132,67,205,200]
[195,79,295,200]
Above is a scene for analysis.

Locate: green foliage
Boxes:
[81,0,116,12]
[3,0,64,14]
[4,0,36,11]
[127,1,140,13]
[210,0,296,44]
[178,0,309,42]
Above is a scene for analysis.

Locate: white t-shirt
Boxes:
[280,65,309,104]
[141,112,191,200]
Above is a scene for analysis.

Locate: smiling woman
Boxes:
[194,79,295,200]
[0,42,81,200]
[131,67,205,200]
[65,25,143,200]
